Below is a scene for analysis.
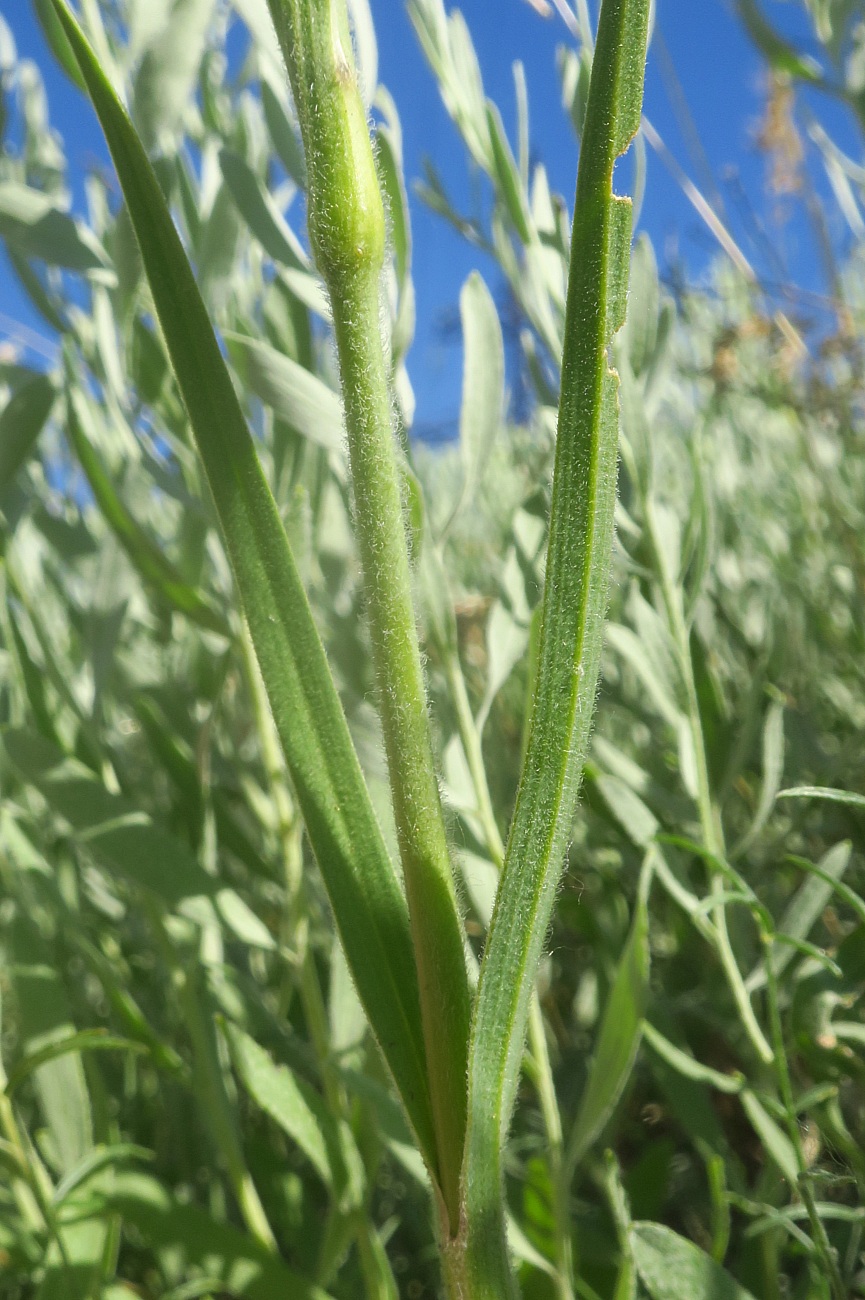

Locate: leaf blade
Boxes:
[43,0,439,1177]
[461,1,651,1290]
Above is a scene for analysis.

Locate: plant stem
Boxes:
[645,500,774,1064]
[444,643,574,1298]
[267,0,470,1230]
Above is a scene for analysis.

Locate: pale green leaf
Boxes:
[0,372,56,493]
[219,147,309,270]
[632,1222,759,1300]
[740,1089,799,1184]
[778,786,865,810]
[0,181,109,271]
[226,333,344,453]
[566,895,650,1171]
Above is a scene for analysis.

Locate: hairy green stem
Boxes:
[266,0,470,1229]
[444,645,574,1297]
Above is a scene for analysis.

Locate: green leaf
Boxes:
[453,271,504,525]
[631,1222,759,1300]
[219,147,309,270]
[64,383,228,634]
[737,0,824,82]
[566,894,650,1171]
[32,0,86,89]
[261,80,308,187]
[643,1021,744,1095]
[4,728,218,906]
[747,841,852,992]
[591,771,659,848]
[5,1029,146,1096]
[50,0,436,1178]
[52,1143,154,1205]
[225,1025,363,1209]
[740,1089,799,1184]
[0,181,110,272]
[735,699,785,855]
[0,372,56,494]
[8,919,93,1177]
[460,0,650,1289]
[92,1172,332,1300]
[225,333,343,453]
[778,786,865,811]
[486,102,531,243]
[131,0,217,148]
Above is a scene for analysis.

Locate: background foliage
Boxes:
[0,1,864,1297]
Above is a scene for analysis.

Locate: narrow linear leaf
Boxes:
[9,925,93,1177]
[0,180,110,272]
[736,699,784,854]
[4,728,219,906]
[64,385,228,634]
[225,1024,363,1208]
[486,102,532,243]
[92,1172,332,1300]
[643,1021,744,1094]
[225,332,343,453]
[261,79,308,186]
[747,841,851,993]
[566,894,650,1171]
[50,0,436,1176]
[461,1,650,1289]
[0,372,56,493]
[454,271,504,525]
[52,1145,154,1206]
[219,147,309,270]
[778,785,865,811]
[5,1030,145,1096]
[740,1089,799,1184]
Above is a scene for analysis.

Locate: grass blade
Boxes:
[49,0,437,1177]
[459,1,649,1291]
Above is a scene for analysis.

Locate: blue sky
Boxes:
[1,0,857,436]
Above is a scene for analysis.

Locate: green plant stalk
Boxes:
[444,645,574,1298]
[266,0,470,1231]
[644,500,774,1064]
[458,1,650,1291]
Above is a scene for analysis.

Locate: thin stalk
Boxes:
[267,0,470,1230]
[240,627,400,1300]
[645,500,774,1064]
[764,941,846,1300]
[444,645,574,1298]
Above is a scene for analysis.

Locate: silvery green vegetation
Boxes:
[0,0,863,1297]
